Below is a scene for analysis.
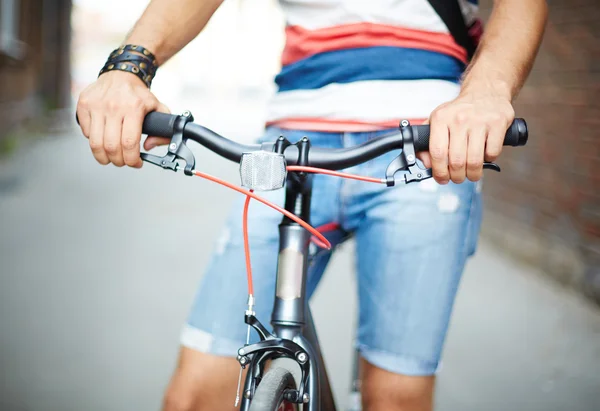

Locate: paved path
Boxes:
[1,128,598,411]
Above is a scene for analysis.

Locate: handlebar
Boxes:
[141,112,528,171]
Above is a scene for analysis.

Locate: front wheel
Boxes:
[249,367,298,411]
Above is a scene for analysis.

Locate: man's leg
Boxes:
[360,359,434,411]
[341,133,483,411]
[163,349,241,411]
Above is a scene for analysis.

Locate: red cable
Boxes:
[310,222,341,248]
[311,237,330,249]
[286,165,385,184]
[315,222,341,233]
[194,166,382,297]
[193,171,331,249]
[286,167,383,246]
[242,192,254,296]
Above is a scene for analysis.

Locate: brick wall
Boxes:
[479,0,600,303]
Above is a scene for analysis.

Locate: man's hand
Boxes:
[76,71,171,168]
[421,90,514,184]
[417,0,546,185]
[76,0,226,167]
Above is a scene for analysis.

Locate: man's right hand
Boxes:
[76,71,171,168]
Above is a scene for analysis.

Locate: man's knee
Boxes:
[161,347,242,411]
[163,386,195,411]
[360,357,435,411]
[162,358,201,411]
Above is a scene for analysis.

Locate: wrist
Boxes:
[98,44,158,88]
[460,60,516,101]
[122,37,165,66]
[460,76,513,101]
[99,69,147,87]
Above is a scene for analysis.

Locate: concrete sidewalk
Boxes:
[0,130,598,411]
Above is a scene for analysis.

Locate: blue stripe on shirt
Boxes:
[275,46,466,92]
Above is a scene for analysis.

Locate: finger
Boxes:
[104,116,125,167]
[89,115,109,165]
[448,123,468,184]
[466,126,486,182]
[77,94,92,138]
[485,122,505,162]
[77,107,92,138]
[429,117,450,184]
[122,113,144,168]
[156,102,171,114]
[144,137,171,151]
[417,152,432,168]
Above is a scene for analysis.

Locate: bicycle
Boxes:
[136,111,528,411]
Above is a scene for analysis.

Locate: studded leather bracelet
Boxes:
[98,44,159,88]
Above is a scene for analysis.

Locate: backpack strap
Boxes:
[427,0,477,60]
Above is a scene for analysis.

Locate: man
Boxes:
[76,0,547,410]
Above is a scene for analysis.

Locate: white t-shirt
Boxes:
[266,0,481,131]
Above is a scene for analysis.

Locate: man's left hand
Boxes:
[420,91,515,184]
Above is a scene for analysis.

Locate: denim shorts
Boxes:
[181,127,483,376]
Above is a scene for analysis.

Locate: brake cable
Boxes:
[193,166,385,297]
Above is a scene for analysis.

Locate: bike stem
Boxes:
[271,170,313,336]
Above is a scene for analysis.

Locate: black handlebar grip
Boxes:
[411,118,528,152]
[76,111,178,138]
[142,112,179,137]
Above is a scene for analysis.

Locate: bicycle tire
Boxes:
[249,366,298,411]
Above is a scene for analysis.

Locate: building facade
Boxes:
[0,0,71,140]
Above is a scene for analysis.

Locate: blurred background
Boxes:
[1,1,599,410]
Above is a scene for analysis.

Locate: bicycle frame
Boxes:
[239,171,336,411]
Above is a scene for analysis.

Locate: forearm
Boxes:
[124,0,224,65]
[461,0,548,100]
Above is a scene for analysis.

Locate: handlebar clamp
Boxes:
[140,111,196,175]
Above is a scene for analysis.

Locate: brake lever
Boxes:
[140,152,180,172]
[140,111,196,176]
[385,120,501,186]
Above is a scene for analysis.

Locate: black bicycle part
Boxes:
[238,314,310,406]
[238,166,316,408]
[410,118,528,150]
[139,110,196,175]
[140,111,527,184]
[239,169,335,410]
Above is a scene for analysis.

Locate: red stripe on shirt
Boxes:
[267,117,428,132]
[282,23,468,67]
